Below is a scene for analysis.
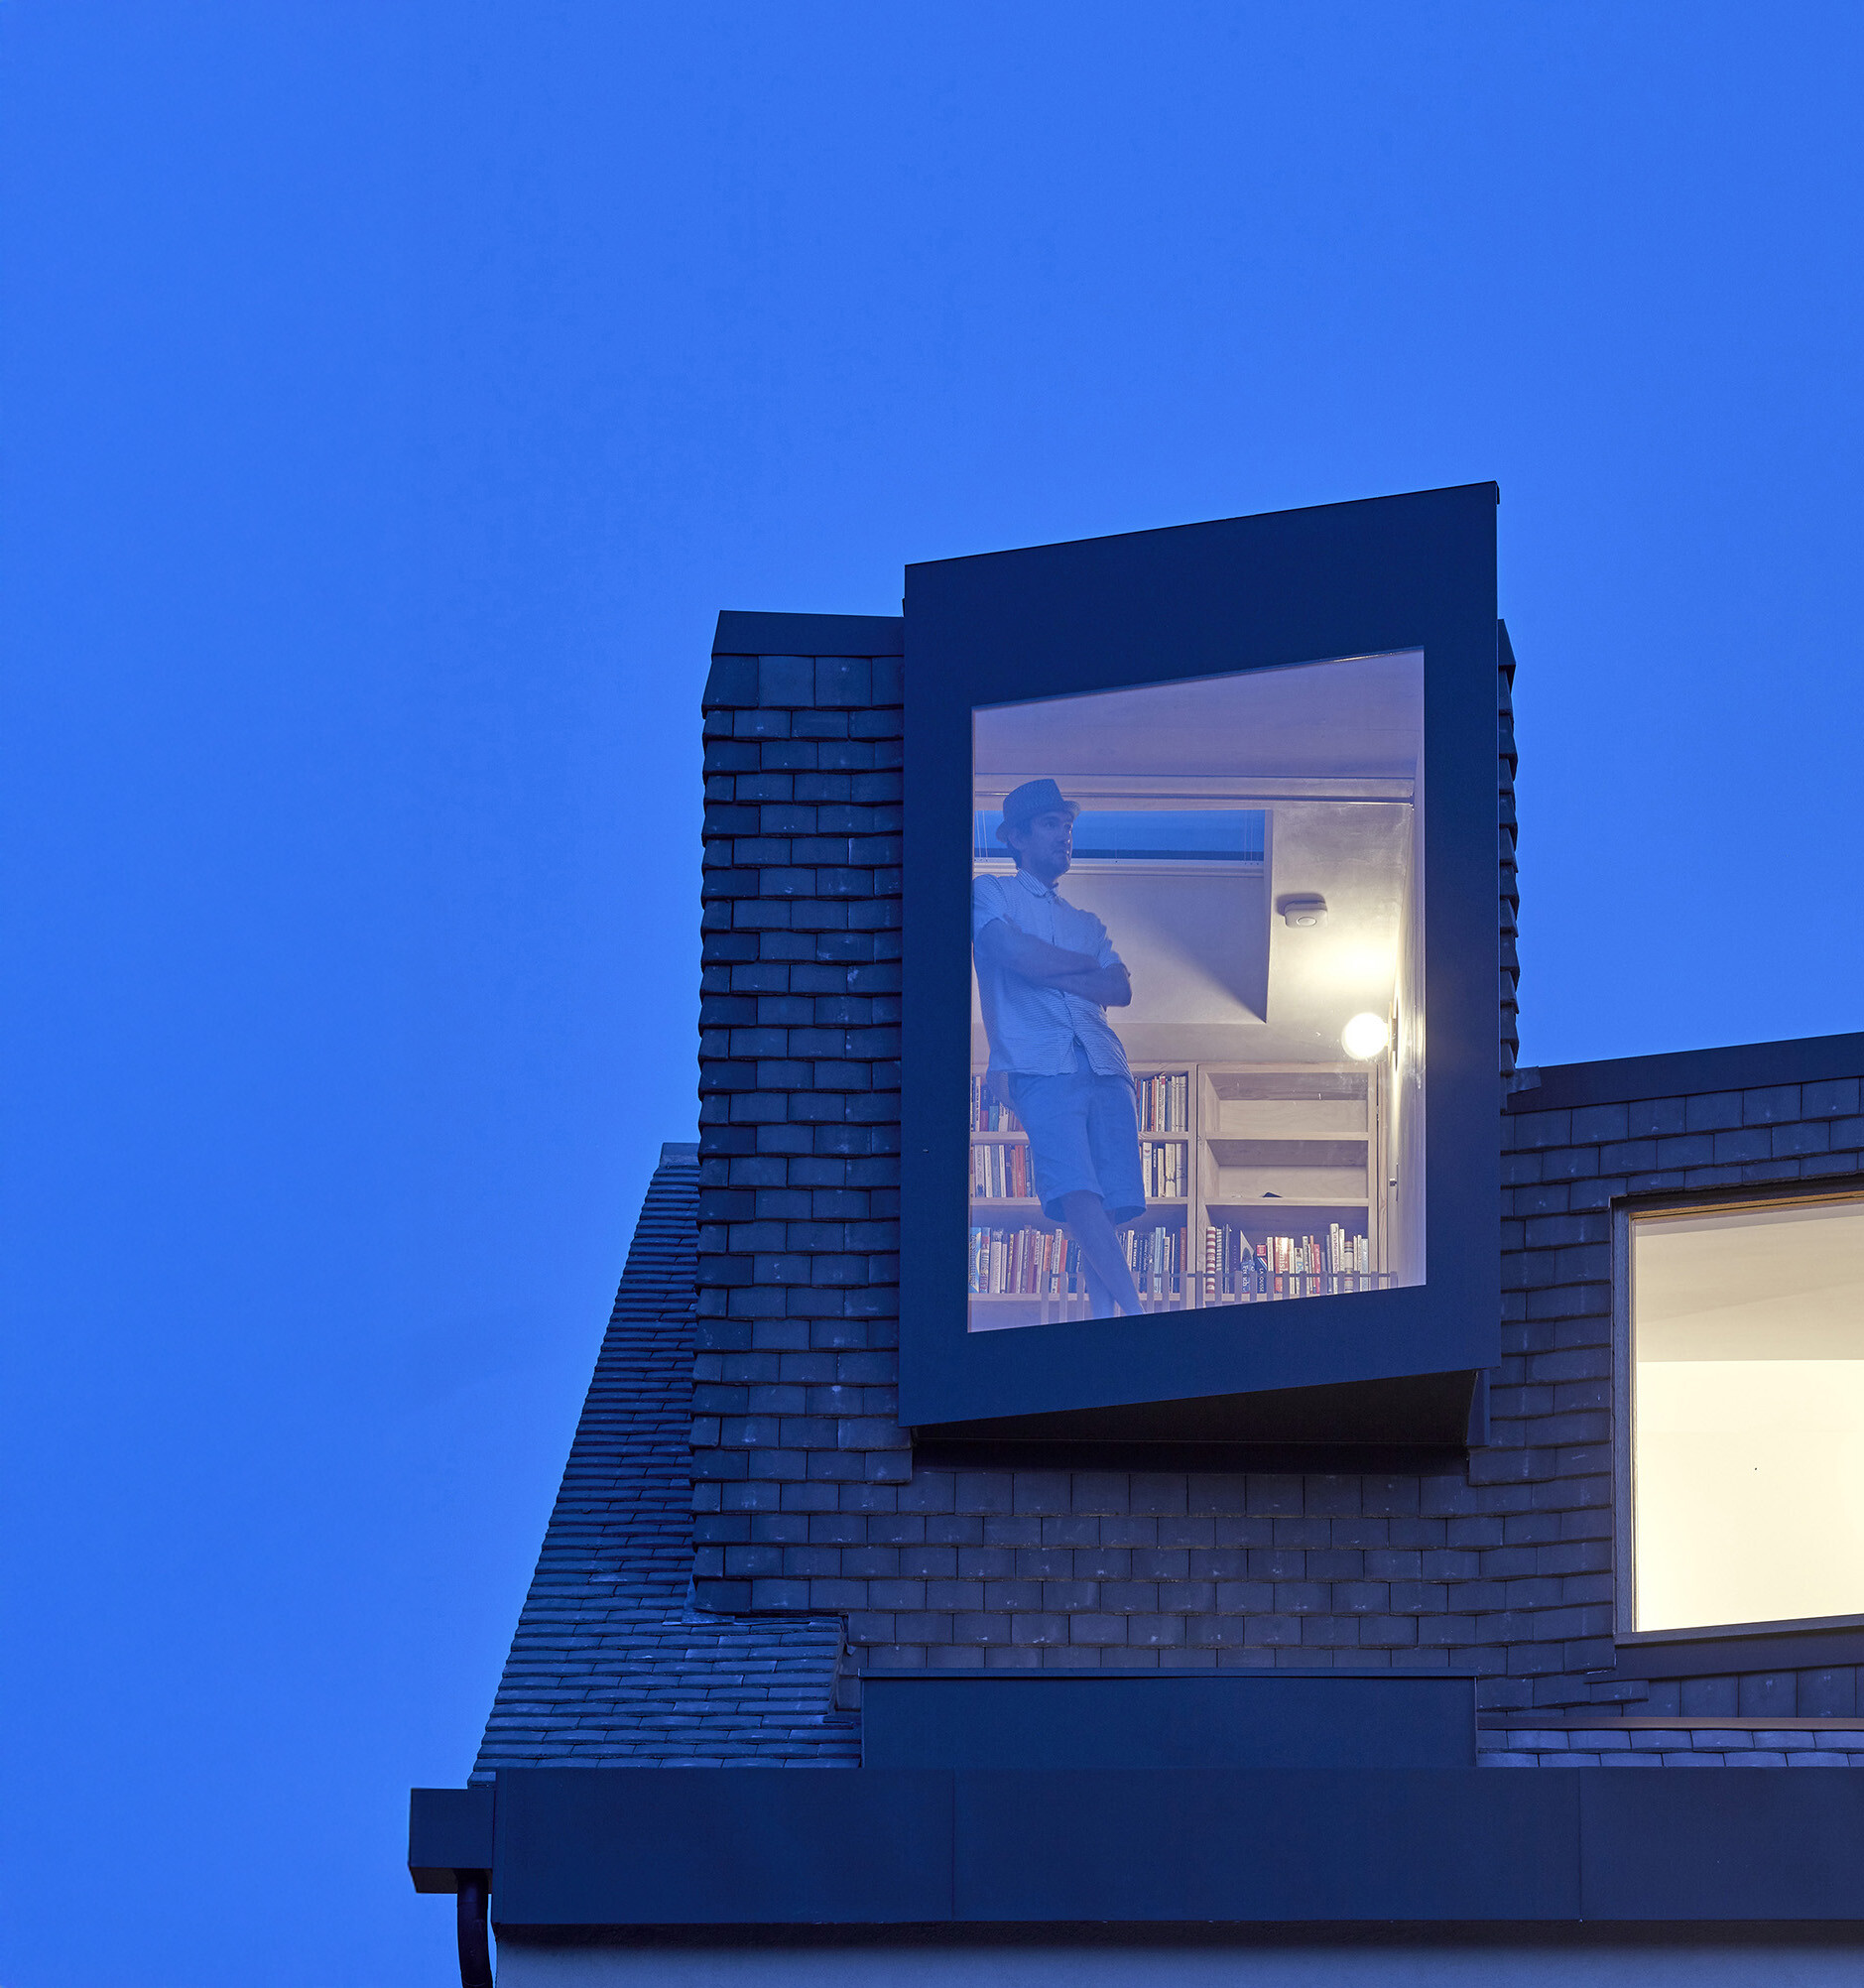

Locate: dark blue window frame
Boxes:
[899,485,1503,1442]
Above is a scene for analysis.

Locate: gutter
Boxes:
[409,1787,494,1988]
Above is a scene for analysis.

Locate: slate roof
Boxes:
[472,1143,856,1773]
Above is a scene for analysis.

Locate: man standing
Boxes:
[972,779,1147,1317]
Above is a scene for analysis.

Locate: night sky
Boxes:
[4,6,1861,1983]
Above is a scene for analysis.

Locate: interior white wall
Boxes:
[1632,1196,1864,1631]
[1635,1361,1864,1628]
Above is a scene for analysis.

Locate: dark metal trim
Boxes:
[1506,1033,1864,1115]
[1613,1179,1864,1645]
[711,608,905,657]
[1484,1716,1864,1731]
[484,1763,1864,1926]
[900,485,1503,1435]
[455,1874,493,1988]
[1615,1624,1864,1679]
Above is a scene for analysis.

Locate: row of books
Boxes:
[971,1141,1031,1200]
[972,1139,1187,1202]
[1208,1272,1390,1303]
[969,1074,1023,1134]
[969,1069,1192,1135]
[1140,1139,1187,1200]
[968,1222,1387,1305]
[969,1225,1084,1298]
[1203,1222,1373,1299]
[1124,1222,1185,1299]
[967,1224,1189,1301]
[1136,1070,1190,1132]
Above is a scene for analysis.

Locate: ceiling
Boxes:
[973,649,1423,784]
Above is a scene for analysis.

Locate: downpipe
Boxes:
[455,1872,494,1988]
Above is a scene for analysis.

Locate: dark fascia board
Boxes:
[860,1671,1476,1771]
[1578,1771,1864,1921]
[480,1765,1864,1928]
[867,1667,1479,1678]
[914,1436,1475,1474]
[953,1770,1568,1924]
[493,1768,953,1926]
[906,484,1500,574]
[711,609,905,658]
[496,1926,1864,1955]
[900,483,1502,1433]
[409,1785,494,1893]
[1615,1619,1864,1679]
[913,1370,1481,1450]
[1507,1032,1864,1114]
[1485,1717,1864,1730]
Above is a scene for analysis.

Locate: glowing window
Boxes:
[1628,1194,1864,1633]
[966,654,1424,1334]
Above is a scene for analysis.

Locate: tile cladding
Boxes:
[1498,622,1520,1076]
[473,1144,854,1771]
[475,618,1864,1775]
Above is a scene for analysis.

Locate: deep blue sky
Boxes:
[3,6,1860,1983]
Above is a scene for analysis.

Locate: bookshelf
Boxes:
[969,1070,1191,1327]
[968,1060,1395,1329]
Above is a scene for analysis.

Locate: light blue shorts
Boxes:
[1005,1067,1146,1224]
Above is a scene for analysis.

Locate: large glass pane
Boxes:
[1631,1195,1864,1632]
[967,652,1425,1333]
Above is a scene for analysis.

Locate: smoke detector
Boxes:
[1280,894,1327,929]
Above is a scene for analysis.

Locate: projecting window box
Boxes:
[900,485,1502,1441]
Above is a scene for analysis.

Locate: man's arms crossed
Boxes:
[975,918,1132,1008]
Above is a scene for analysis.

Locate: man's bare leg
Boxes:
[1059,1189,1145,1315]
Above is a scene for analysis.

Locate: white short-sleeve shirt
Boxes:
[971,869,1132,1079]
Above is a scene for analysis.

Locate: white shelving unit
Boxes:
[968,1060,1393,1329]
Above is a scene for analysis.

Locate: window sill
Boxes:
[1615,1614,1864,1678]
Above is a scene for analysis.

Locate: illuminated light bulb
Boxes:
[1341,1012,1390,1060]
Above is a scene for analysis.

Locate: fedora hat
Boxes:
[995,777,1080,844]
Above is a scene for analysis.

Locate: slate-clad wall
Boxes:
[691,617,1864,1727]
[1481,1728,1864,1766]
[1502,1063,1864,1719]
[473,1145,855,1771]
[693,630,914,1533]
[1498,623,1520,1075]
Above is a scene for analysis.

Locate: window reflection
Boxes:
[967,654,1425,1332]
